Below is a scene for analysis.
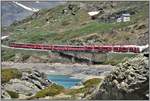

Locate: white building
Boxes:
[117,13,130,22]
[117,18,122,22]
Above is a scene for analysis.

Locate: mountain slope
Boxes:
[2,1,149,46]
[1,1,65,27]
[1,1,149,65]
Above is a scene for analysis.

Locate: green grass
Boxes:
[33,84,64,98]
[2,47,137,65]
[1,47,49,62]
[2,1,148,46]
[48,58,72,63]
[83,78,102,87]
[29,78,102,99]
[1,6,111,42]
[2,49,15,61]
[1,2,148,63]
[103,53,137,65]
[1,68,22,83]
[22,54,30,61]
[66,78,102,95]
[8,31,57,44]
[6,90,19,98]
[59,21,132,42]
[7,20,132,45]
[6,5,91,44]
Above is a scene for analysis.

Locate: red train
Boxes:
[9,42,140,53]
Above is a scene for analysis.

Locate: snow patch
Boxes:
[13,1,39,12]
[1,36,9,40]
[88,11,100,16]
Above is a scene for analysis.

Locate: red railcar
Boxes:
[101,46,112,52]
[9,42,141,53]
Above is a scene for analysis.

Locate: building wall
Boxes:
[123,16,130,22]
[117,15,130,22]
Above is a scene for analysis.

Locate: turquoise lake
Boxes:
[48,75,81,88]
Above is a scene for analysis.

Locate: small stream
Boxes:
[48,74,81,88]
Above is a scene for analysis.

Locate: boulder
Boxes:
[2,69,52,99]
[4,79,40,96]
[89,55,149,100]
[1,86,11,99]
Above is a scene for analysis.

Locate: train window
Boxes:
[129,47,140,53]
[129,47,135,52]
[135,48,140,53]
[106,47,112,51]
[98,47,103,52]
[119,47,128,52]
[85,46,93,51]
[101,47,112,52]
[94,47,99,49]
[113,47,120,52]
[43,45,52,50]
[34,45,42,49]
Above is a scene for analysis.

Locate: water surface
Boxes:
[48,75,81,88]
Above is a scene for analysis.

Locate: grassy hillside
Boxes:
[1,1,149,63]
[3,1,148,45]
[2,68,22,83]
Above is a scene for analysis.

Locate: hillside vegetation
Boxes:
[3,1,148,45]
[2,1,149,63]
[33,84,64,98]
[2,68,22,83]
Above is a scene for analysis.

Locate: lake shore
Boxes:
[2,62,114,81]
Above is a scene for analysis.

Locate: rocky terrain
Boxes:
[1,63,112,100]
[2,62,113,79]
[1,69,52,99]
[1,1,149,100]
[1,1,65,27]
[86,54,149,100]
[1,54,149,100]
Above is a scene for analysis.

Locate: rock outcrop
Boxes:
[1,86,11,99]
[89,54,149,100]
[1,69,52,99]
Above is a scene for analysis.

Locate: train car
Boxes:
[9,42,16,47]
[23,43,35,48]
[53,45,64,51]
[70,46,85,51]
[9,42,144,53]
[9,42,25,48]
[128,47,140,53]
[100,46,113,52]
[31,44,41,49]
[112,45,140,53]
[43,45,52,50]
[113,46,128,52]
[84,45,95,51]
[52,45,67,51]
[57,45,84,51]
